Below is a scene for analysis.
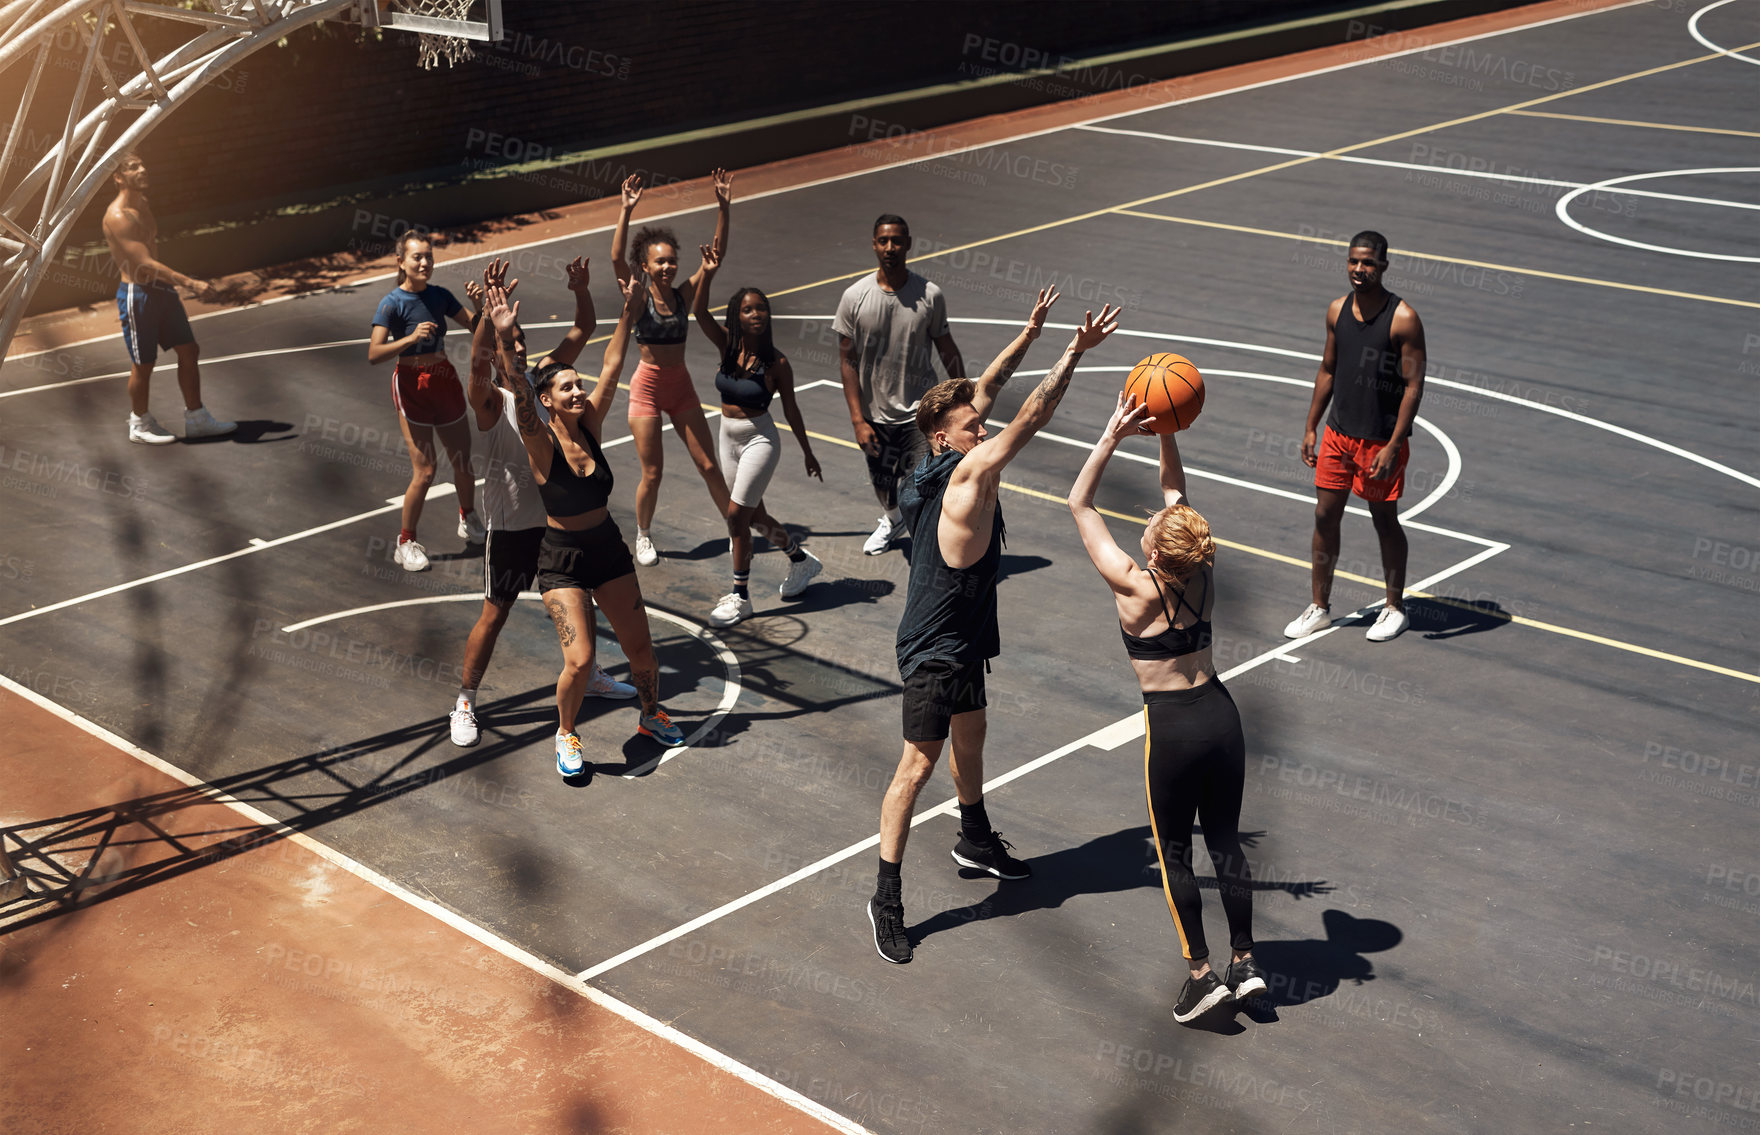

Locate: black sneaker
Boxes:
[1226,956,1268,1001]
[1172,969,1232,1023]
[951,830,1032,880]
[867,898,912,964]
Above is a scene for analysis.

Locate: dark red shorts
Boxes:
[1315,427,1407,502]
[392,358,467,427]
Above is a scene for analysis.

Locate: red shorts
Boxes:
[628,361,698,419]
[392,358,467,427]
[1315,427,1408,502]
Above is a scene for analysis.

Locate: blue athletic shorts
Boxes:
[116,282,194,366]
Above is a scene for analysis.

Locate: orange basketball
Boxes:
[1122,352,1204,433]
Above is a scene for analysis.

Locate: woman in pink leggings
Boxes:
[611,169,734,566]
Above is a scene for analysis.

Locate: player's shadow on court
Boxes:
[909,826,1336,945]
[182,418,298,444]
[1237,907,1404,1017]
[1405,597,1513,640]
[659,537,728,563]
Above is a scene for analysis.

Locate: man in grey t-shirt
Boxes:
[836,215,965,555]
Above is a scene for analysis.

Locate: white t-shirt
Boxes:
[833,270,950,426]
[476,387,548,531]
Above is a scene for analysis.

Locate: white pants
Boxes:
[718,411,780,508]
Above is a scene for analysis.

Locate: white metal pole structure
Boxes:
[0,0,499,366]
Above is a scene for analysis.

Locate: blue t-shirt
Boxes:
[373,285,463,356]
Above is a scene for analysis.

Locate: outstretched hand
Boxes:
[482,257,520,297]
[464,279,484,308]
[620,173,644,210]
[564,256,589,293]
[1103,391,1155,442]
[1073,304,1121,351]
[1024,287,1059,341]
[620,269,649,319]
[712,167,733,207]
[699,241,721,275]
[485,283,519,344]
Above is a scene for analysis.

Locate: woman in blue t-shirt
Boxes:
[368,231,483,572]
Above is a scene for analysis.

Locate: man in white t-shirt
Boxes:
[836,215,965,555]
[448,259,635,747]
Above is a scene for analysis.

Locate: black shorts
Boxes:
[901,657,987,742]
[484,525,546,604]
[864,419,928,509]
[535,519,636,593]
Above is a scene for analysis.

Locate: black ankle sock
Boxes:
[958,798,991,841]
[875,856,902,898]
[785,546,806,563]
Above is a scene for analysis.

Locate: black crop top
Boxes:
[537,427,614,518]
[634,285,688,345]
[1120,568,1212,660]
[715,356,774,413]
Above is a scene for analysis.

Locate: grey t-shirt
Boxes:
[833,270,950,426]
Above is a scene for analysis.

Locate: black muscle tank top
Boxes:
[1327,291,1404,442]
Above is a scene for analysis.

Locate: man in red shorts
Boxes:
[1286,230,1426,643]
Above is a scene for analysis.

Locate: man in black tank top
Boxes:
[1288,231,1427,645]
[866,292,1121,964]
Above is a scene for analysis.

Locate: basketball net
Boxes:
[390,0,477,69]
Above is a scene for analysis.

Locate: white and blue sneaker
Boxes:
[555,731,586,777]
[637,709,686,747]
[586,665,637,699]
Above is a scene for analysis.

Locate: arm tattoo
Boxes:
[1024,348,1084,419]
[988,340,1032,389]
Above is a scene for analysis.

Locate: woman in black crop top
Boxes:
[690,245,824,627]
[611,169,735,568]
[481,263,688,764]
[1068,393,1265,1024]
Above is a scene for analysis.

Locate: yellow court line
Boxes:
[1113,210,1760,310]
[1506,109,1760,139]
[576,41,1758,348]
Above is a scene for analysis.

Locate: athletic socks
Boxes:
[885,508,903,527]
[875,856,902,900]
[458,687,477,710]
[399,528,417,544]
[781,535,807,563]
[959,798,992,842]
[732,570,750,599]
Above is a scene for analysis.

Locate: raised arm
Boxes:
[683,169,732,305]
[690,242,729,355]
[1368,302,1427,479]
[544,256,599,369]
[772,355,822,481]
[1159,430,1189,508]
[1068,392,1155,595]
[484,279,553,473]
[466,281,501,431]
[959,304,1121,480]
[610,174,643,285]
[969,288,1057,420]
[1301,297,1343,468]
[587,270,649,433]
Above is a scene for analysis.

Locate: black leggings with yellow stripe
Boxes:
[1144,680,1255,963]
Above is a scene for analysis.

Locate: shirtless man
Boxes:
[102,152,234,444]
[866,291,1121,964]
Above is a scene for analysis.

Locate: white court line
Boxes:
[1689,0,1760,65]
[1556,166,1760,262]
[576,537,1503,982]
[1076,124,1760,211]
[880,317,1760,491]
[0,674,871,1135]
[279,595,742,773]
[4,0,1641,367]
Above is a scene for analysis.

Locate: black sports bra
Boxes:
[634,285,688,345]
[715,356,774,413]
[537,426,614,518]
[1120,568,1212,660]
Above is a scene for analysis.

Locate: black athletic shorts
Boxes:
[535,518,636,594]
[901,657,987,742]
[484,525,546,604]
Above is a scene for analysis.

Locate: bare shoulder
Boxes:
[1325,295,1346,327]
[1392,300,1425,338]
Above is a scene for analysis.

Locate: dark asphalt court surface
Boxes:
[3,1,1757,1131]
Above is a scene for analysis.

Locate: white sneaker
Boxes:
[709,592,752,627]
[1282,603,1331,639]
[863,516,896,556]
[585,665,637,699]
[459,510,486,543]
[634,532,659,566]
[779,549,823,599]
[449,702,479,747]
[394,538,429,572]
[556,732,586,777]
[183,406,237,438]
[1365,606,1409,642]
[127,412,176,445]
